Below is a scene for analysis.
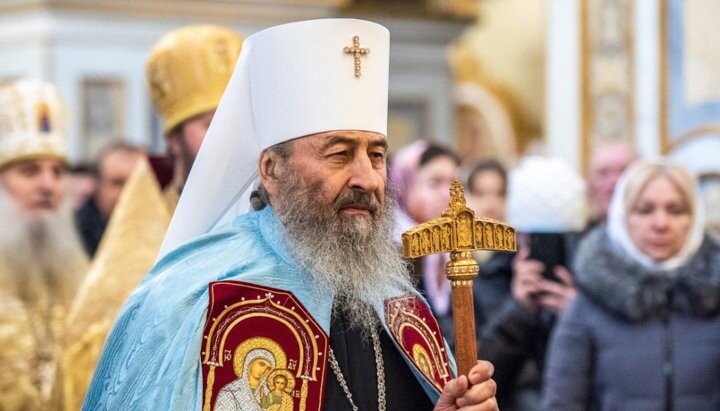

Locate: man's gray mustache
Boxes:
[334,190,380,213]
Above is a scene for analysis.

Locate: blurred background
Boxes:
[0,0,718,187]
[3,3,720,410]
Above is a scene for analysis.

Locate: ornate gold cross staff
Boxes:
[343,35,370,78]
[402,180,517,377]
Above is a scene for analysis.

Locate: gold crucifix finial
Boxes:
[402,179,516,260]
[343,35,370,78]
[401,178,517,378]
[446,180,467,215]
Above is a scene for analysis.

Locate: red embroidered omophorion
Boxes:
[201,281,328,411]
[384,295,453,392]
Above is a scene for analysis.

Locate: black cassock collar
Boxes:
[322,306,435,411]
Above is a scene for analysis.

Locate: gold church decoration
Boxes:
[343,35,370,78]
[401,180,516,376]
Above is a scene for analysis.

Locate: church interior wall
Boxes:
[0,3,469,164]
[0,46,46,80]
[381,18,465,152]
[2,0,718,178]
[455,0,547,160]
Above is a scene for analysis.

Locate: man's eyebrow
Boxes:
[320,135,357,151]
[370,139,388,151]
[319,134,388,151]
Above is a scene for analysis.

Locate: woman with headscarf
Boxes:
[214,348,276,411]
[542,160,720,411]
[389,140,464,348]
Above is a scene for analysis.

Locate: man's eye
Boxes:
[20,166,38,176]
[328,151,348,158]
[53,168,63,178]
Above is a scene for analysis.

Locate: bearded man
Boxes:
[0,79,88,410]
[148,24,244,207]
[85,19,498,410]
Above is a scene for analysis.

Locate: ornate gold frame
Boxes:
[580,0,636,172]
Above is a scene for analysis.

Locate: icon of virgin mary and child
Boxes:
[214,339,295,411]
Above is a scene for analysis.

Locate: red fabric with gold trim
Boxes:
[201,281,328,411]
[384,295,454,392]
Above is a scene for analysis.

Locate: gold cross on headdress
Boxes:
[343,35,370,78]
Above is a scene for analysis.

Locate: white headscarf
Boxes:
[214,348,276,411]
[607,159,706,271]
[157,19,390,259]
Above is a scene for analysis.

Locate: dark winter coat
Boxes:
[542,228,720,411]
[477,233,580,411]
[410,252,513,353]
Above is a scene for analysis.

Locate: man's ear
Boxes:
[258,150,282,199]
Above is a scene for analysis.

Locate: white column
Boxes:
[634,0,661,158]
[545,0,581,171]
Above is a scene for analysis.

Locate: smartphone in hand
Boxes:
[527,232,567,282]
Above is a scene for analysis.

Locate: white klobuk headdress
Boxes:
[0,79,67,168]
[159,19,390,258]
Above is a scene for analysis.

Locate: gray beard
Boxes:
[0,186,88,309]
[273,176,413,335]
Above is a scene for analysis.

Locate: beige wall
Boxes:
[456,0,548,150]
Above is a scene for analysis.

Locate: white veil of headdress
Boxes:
[157,19,390,260]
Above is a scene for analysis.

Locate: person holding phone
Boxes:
[478,156,585,411]
[543,160,720,411]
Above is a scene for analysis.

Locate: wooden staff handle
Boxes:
[446,250,479,378]
[450,281,477,377]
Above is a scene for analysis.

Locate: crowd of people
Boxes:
[1,17,718,411]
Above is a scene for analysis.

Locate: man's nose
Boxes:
[37,169,59,193]
[348,154,380,192]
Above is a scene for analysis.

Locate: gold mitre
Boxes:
[147,24,243,133]
[0,79,67,169]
